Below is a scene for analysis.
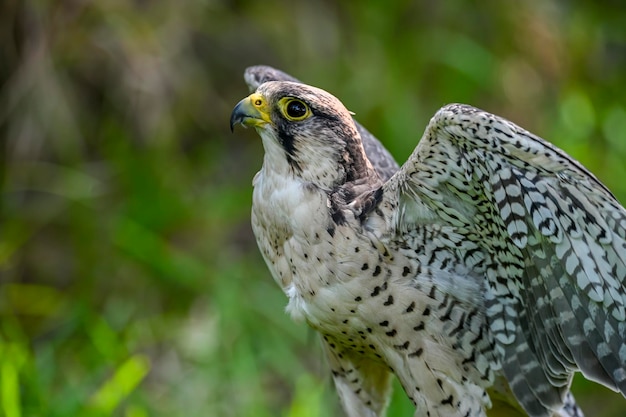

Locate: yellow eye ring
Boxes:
[279,98,311,121]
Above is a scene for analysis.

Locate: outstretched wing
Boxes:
[383,104,626,416]
[243,65,400,181]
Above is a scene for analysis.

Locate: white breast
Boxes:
[252,167,330,297]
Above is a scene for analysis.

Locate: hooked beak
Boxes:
[230,93,272,132]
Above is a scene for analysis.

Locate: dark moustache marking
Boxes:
[276,125,302,172]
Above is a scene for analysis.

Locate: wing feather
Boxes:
[383,103,626,416]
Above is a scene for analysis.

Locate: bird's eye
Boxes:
[281,99,311,121]
[287,101,306,117]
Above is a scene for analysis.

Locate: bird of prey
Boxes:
[230,66,626,417]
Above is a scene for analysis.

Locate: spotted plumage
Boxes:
[231,66,626,417]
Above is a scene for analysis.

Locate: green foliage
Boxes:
[1,1,625,416]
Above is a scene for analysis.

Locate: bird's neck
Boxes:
[258,127,380,191]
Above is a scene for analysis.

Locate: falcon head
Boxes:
[230,81,377,190]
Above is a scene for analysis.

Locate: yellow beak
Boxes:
[230,93,272,132]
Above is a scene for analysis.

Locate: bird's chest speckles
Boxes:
[251,171,341,296]
[253,171,498,402]
[252,171,389,322]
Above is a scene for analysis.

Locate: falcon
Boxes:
[230,66,626,417]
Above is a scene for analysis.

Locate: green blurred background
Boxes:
[1,1,626,416]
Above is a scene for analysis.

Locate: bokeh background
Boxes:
[2,1,626,416]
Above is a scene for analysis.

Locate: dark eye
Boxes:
[286,100,308,119]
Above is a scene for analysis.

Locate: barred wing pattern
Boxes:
[385,104,626,416]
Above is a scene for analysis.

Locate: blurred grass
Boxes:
[1,1,626,416]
